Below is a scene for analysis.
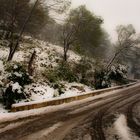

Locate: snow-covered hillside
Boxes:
[0,37,93,112]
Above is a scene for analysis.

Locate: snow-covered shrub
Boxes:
[5,62,32,86]
[3,62,32,108]
[3,82,25,109]
[94,64,128,89]
[94,69,111,89]
[109,64,128,84]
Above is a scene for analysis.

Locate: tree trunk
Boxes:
[7,41,19,61]
[28,50,36,76]
[64,53,67,61]
[106,52,119,72]
[7,0,39,61]
[63,41,70,62]
[63,40,67,61]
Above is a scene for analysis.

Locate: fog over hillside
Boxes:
[71,0,140,42]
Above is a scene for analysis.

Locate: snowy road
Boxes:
[0,84,140,140]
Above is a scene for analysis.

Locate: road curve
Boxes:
[0,84,140,140]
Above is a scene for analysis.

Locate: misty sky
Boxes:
[71,0,140,41]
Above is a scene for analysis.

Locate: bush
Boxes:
[3,62,32,109]
[109,64,128,84]
[94,69,111,89]
[73,58,95,86]
[57,62,78,82]
[5,62,32,86]
[3,82,26,109]
[94,64,128,89]
[44,61,78,83]
[42,61,79,97]
[43,69,58,83]
[52,82,65,96]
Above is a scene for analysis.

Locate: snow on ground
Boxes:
[105,114,139,140]
[114,114,139,140]
[24,83,55,101]
[33,41,81,72]
[14,82,93,106]
[0,49,8,59]
[114,114,132,140]
[0,60,4,72]
[58,82,92,98]
[25,82,93,101]
[50,43,81,62]
[0,37,81,69]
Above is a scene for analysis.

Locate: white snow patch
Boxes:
[24,83,55,101]
[111,66,116,74]
[0,49,8,59]
[11,82,22,93]
[13,72,22,77]
[23,82,92,103]
[13,64,18,69]
[114,114,132,140]
[60,82,92,98]
[114,114,139,140]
